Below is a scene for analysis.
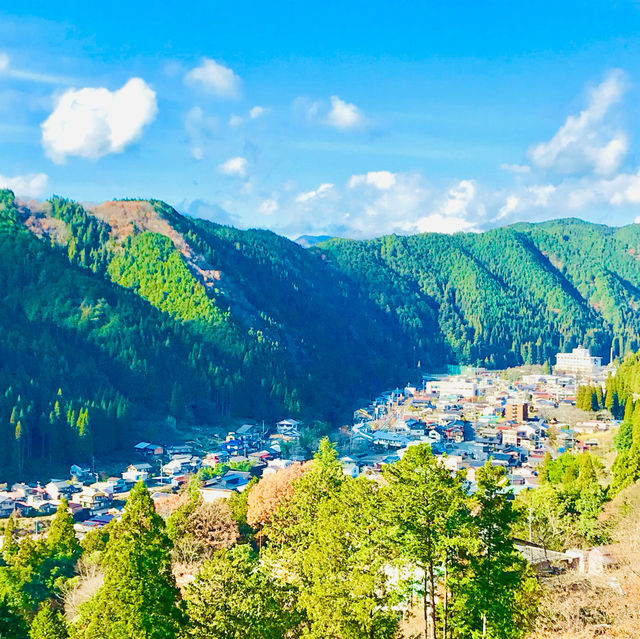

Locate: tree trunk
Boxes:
[425,562,437,639]
[442,559,448,639]
[423,568,429,639]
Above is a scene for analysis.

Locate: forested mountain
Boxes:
[3,187,640,476]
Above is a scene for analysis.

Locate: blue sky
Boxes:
[2,1,640,237]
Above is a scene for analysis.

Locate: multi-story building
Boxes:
[504,402,528,422]
[555,346,602,377]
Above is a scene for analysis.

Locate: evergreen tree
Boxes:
[73,482,183,639]
[449,464,539,639]
[47,500,80,561]
[383,444,468,639]
[0,593,27,639]
[183,545,300,639]
[297,477,399,639]
[2,511,19,562]
[29,602,68,639]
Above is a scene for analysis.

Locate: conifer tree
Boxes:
[449,464,538,639]
[0,593,27,639]
[2,510,19,561]
[383,443,468,639]
[183,545,300,639]
[47,499,80,561]
[29,602,68,639]
[73,482,183,639]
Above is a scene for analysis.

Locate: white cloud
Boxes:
[250,106,266,119]
[185,59,241,99]
[327,96,366,130]
[41,78,157,163]
[528,69,628,175]
[229,106,267,127]
[258,198,278,215]
[348,171,396,190]
[497,195,520,220]
[279,172,485,238]
[442,180,476,217]
[410,213,478,234]
[528,184,556,206]
[0,172,48,197]
[500,163,531,175]
[0,53,9,72]
[218,156,248,177]
[185,106,219,160]
[296,183,334,203]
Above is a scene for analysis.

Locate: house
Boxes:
[201,451,229,467]
[236,423,262,444]
[35,501,58,515]
[45,481,81,502]
[444,424,464,443]
[70,464,94,483]
[71,486,111,512]
[371,430,410,449]
[162,455,200,477]
[122,463,152,483]
[0,495,16,517]
[74,513,115,534]
[133,442,164,457]
[200,471,253,501]
[165,443,194,456]
[276,419,302,438]
[340,457,360,478]
[105,477,128,494]
[566,546,619,575]
[515,539,578,574]
[248,449,275,462]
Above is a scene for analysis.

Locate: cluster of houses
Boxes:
[0,346,618,543]
[346,347,616,495]
[0,418,306,534]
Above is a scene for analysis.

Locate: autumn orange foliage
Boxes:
[246,461,311,528]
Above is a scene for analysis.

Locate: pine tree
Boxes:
[169,382,184,420]
[2,510,19,562]
[183,545,300,639]
[383,443,468,639]
[73,482,183,639]
[47,499,80,561]
[0,593,27,639]
[449,464,539,639]
[29,602,68,639]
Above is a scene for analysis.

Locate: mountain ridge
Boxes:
[3,189,640,477]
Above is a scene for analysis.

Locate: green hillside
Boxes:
[4,188,640,477]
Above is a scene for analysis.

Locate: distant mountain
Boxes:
[295,234,334,248]
[2,189,640,478]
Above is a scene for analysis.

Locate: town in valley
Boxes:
[0,343,616,576]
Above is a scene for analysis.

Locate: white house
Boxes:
[122,463,152,483]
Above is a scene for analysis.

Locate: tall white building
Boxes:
[555,345,602,377]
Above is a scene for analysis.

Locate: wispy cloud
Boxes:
[185,58,241,99]
[0,51,75,85]
[218,156,248,177]
[0,172,48,197]
[528,69,628,176]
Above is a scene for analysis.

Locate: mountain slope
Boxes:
[4,189,640,477]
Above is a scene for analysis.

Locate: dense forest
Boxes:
[4,188,640,476]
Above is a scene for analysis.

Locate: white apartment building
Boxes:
[555,345,602,377]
